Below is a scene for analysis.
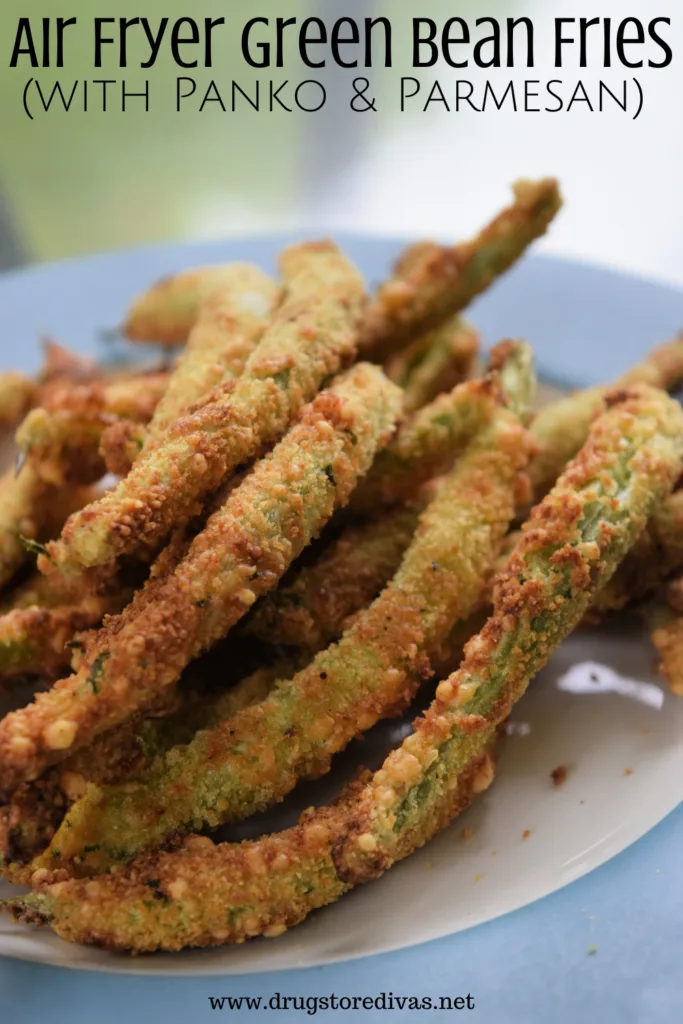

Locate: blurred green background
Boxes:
[0,0,324,260]
[0,0,495,262]
[0,0,680,285]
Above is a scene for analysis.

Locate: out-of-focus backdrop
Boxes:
[0,0,681,283]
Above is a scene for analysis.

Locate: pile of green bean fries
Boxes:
[0,179,682,955]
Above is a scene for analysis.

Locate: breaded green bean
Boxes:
[350,379,496,513]
[351,339,534,514]
[336,385,683,881]
[650,611,683,696]
[641,572,683,696]
[0,365,401,796]
[39,340,100,386]
[617,332,683,388]
[8,385,682,952]
[0,587,129,683]
[15,375,169,486]
[531,333,683,497]
[0,471,95,589]
[17,409,105,487]
[123,265,242,345]
[41,384,532,875]
[245,504,422,650]
[591,489,683,614]
[141,266,282,449]
[359,179,562,361]
[0,466,51,588]
[247,347,533,654]
[0,571,75,615]
[50,241,366,575]
[0,661,286,879]
[0,372,38,425]
[99,420,146,477]
[386,317,479,412]
[106,270,279,480]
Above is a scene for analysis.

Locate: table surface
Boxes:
[1,805,682,1023]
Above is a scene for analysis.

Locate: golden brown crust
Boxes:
[51,243,366,573]
[358,179,561,361]
[0,367,400,796]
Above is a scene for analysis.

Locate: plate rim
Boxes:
[3,231,683,305]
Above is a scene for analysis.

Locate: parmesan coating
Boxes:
[0,466,52,588]
[351,377,497,513]
[358,179,562,361]
[386,317,479,413]
[9,385,675,953]
[0,469,95,590]
[650,614,683,696]
[0,365,401,795]
[40,398,532,874]
[123,265,245,345]
[335,385,683,882]
[1,662,286,880]
[0,372,38,425]
[50,241,366,574]
[592,489,683,614]
[0,591,126,683]
[0,750,493,952]
[531,333,683,498]
[248,341,534,649]
[103,269,281,475]
[141,265,282,449]
[15,374,169,486]
[245,504,422,650]
[352,339,534,513]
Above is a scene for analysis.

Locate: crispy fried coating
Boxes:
[0,467,96,590]
[99,420,145,477]
[0,373,38,426]
[358,179,562,362]
[0,343,103,429]
[141,266,282,449]
[7,385,678,952]
[0,466,52,589]
[335,386,683,881]
[42,395,532,875]
[1,746,494,952]
[50,242,366,574]
[16,375,169,487]
[352,340,534,514]
[249,345,534,651]
[531,333,683,498]
[18,411,105,487]
[350,378,496,513]
[644,571,683,696]
[386,317,479,413]
[650,614,683,696]
[592,489,683,614]
[0,661,286,879]
[123,265,245,345]
[102,272,280,475]
[245,504,422,650]
[0,365,401,796]
[0,583,129,684]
